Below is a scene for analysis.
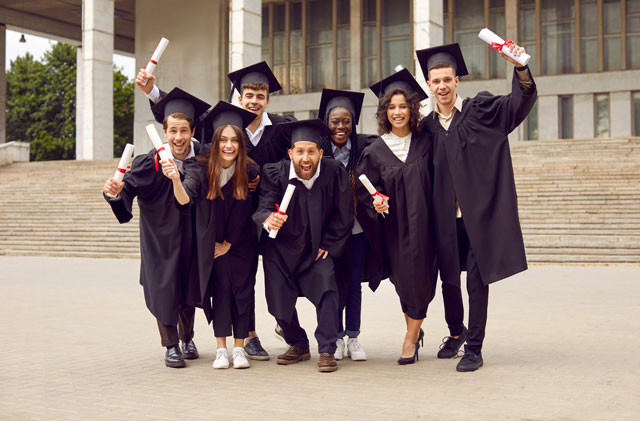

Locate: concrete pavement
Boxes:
[0,256,638,420]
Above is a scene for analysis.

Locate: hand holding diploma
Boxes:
[268,184,296,238]
[146,124,176,177]
[358,174,389,216]
[478,28,530,67]
[106,143,135,198]
[135,68,156,95]
[160,157,180,181]
[103,178,124,198]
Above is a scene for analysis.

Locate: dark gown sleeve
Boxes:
[104,152,156,223]
[252,163,283,237]
[320,164,354,257]
[355,144,385,221]
[471,66,537,135]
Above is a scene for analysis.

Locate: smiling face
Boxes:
[427,66,459,110]
[217,126,240,168]
[288,141,323,180]
[239,87,270,118]
[163,115,194,160]
[386,94,411,134]
[327,107,353,148]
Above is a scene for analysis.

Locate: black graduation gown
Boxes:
[252,158,353,322]
[180,157,260,323]
[329,134,390,304]
[246,113,296,168]
[422,66,537,287]
[355,131,438,311]
[104,145,201,326]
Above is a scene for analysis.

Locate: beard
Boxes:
[293,159,319,180]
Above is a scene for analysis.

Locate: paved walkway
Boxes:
[0,256,638,420]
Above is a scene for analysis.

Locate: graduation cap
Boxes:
[227,61,283,96]
[151,87,211,122]
[200,101,257,133]
[277,119,333,147]
[318,88,365,125]
[369,68,428,101]
[416,43,469,80]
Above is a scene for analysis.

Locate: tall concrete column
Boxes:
[538,95,559,140]
[610,91,632,137]
[75,47,84,157]
[413,0,443,84]
[573,93,595,139]
[0,23,6,144]
[230,0,262,71]
[76,0,114,160]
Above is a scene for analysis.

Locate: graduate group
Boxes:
[103,41,537,373]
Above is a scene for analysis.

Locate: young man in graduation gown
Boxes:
[103,88,210,368]
[417,43,537,372]
[253,120,354,372]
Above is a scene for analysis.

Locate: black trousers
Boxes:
[441,218,489,353]
[399,300,429,320]
[276,291,339,354]
[211,279,250,340]
[156,306,196,347]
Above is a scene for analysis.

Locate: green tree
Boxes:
[6,43,134,161]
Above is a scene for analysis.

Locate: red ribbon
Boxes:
[154,147,166,171]
[371,191,389,202]
[117,167,126,174]
[263,204,286,226]
[150,59,158,65]
[491,40,514,51]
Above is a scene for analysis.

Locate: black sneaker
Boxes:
[456,345,483,372]
[244,337,270,361]
[437,326,468,359]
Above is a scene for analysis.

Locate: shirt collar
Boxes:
[331,138,351,154]
[173,141,196,174]
[289,159,322,190]
[248,112,272,136]
[434,94,464,118]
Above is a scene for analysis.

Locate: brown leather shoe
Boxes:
[276,345,311,365]
[318,353,338,372]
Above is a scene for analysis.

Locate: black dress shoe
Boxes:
[456,345,483,372]
[181,339,199,360]
[165,345,186,368]
[245,337,270,361]
[437,326,468,359]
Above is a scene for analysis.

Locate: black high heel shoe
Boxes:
[397,328,425,365]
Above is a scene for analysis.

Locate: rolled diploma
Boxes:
[106,143,135,198]
[358,174,389,215]
[145,124,176,177]
[269,184,296,239]
[478,28,530,67]
[142,37,170,86]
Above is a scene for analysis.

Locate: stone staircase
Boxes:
[0,137,638,264]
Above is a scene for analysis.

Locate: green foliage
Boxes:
[6,43,134,161]
[113,67,135,156]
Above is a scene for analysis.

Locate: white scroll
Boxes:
[145,124,176,177]
[106,143,135,198]
[478,28,530,67]
[141,37,170,86]
[358,174,389,216]
[269,184,296,239]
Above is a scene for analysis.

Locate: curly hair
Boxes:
[375,88,422,135]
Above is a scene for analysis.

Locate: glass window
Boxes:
[541,0,575,75]
[272,4,287,92]
[633,92,640,136]
[559,95,574,139]
[362,0,378,88]
[261,6,270,63]
[595,94,610,137]
[524,101,539,140]
[454,0,486,79]
[603,0,621,71]
[580,0,598,73]
[337,0,351,89]
[489,1,506,78]
[628,0,640,69]
[519,0,537,74]
[290,2,304,94]
[382,0,411,77]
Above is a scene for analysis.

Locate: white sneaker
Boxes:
[334,338,345,360]
[347,337,367,361]
[212,349,230,369]
[232,347,250,369]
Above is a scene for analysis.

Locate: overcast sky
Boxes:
[5,29,136,80]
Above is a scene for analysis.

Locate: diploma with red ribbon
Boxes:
[106,143,135,198]
[358,174,389,217]
[269,184,296,239]
[145,124,176,177]
[142,37,170,86]
[478,28,530,66]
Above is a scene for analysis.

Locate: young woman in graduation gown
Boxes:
[161,102,260,370]
[317,89,387,361]
[355,74,438,365]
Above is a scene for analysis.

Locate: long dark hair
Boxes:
[195,125,252,200]
[375,88,422,135]
[320,106,359,214]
